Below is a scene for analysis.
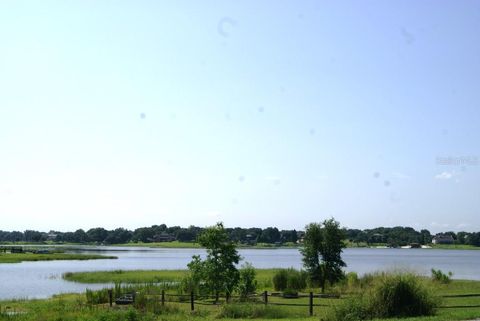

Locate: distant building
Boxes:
[149,232,176,242]
[46,233,58,241]
[296,231,305,244]
[432,234,454,244]
[244,234,257,245]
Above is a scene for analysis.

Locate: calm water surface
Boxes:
[1,247,479,300]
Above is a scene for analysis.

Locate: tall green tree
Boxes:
[300,218,346,292]
[187,222,241,299]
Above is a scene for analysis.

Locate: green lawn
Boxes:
[3,271,480,321]
[0,252,117,263]
[113,241,300,249]
[431,244,480,250]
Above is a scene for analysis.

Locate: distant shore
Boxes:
[1,241,479,250]
[0,252,117,264]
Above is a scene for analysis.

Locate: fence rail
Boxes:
[100,288,480,317]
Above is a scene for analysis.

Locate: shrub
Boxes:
[272,269,288,291]
[431,268,453,284]
[346,272,359,288]
[237,262,257,299]
[371,273,438,317]
[272,268,307,292]
[329,273,439,320]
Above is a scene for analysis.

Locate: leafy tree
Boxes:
[132,227,154,243]
[24,230,45,242]
[87,228,108,243]
[420,229,432,245]
[281,229,298,243]
[300,218,346,292]
[258,227,281,243]
[187,222,241,299]
[105,228,133,244]
[73,229,89,243]
[456,231,470,245]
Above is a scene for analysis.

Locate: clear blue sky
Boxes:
[1,1,479,232]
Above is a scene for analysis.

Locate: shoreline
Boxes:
[0,253,117,264]
[2,241,479,251]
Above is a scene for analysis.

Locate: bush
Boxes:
[237,262,257,299]
[330,273,439,320]
[371,273,438,317]
[431,268,453,284]
[86,288,109,304]
[272,268,307,292]
[346,272,359,288]
[272,269,288,291]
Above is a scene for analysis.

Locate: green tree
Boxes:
[300,218,346,292]
[187,222,241,299]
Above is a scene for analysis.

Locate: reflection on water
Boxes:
[1,247,479,300]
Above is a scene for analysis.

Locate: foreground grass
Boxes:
[0,253,117,264]
[2,278,480,321]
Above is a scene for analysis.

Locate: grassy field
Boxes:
[2,277,480,321]
[1,266,480,321]
[0,252,117,263]
[431,244,480,250]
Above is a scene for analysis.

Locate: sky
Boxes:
[1,1,479,233]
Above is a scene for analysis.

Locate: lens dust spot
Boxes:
[257,107,264,113]
[309,128,316,135]
[238,176,245,182]
[217,17,237,37]
[373,172,380,179]
[384,180,391,187]
[400,27,415,45]
[140,113,146,119]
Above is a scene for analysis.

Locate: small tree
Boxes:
[301,218,346,292]
[187,222,241,299]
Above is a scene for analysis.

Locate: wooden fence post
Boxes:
[309,292,313,316]
[190,291,194,311]
[263,291,268,305]
[161,290,165,306]
[108,289,113,307]
[226,292,230,303]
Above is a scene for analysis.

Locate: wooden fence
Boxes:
[106,290,480,316]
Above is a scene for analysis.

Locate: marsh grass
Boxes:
[0,252,116,263]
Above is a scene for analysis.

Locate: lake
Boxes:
[0,247,479,300]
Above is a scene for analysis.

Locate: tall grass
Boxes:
[217,303,295,319]
[330,272,439,320]
[272,268,307,292]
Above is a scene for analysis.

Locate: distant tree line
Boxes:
[345,227,480,247]
[1,225,480,247]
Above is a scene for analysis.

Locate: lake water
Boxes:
[1,247,479,300]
